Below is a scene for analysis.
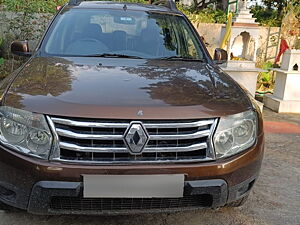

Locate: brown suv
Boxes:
[0,0,264,215]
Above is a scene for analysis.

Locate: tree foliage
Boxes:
[2,0,68,13]
[251,0,300,27]
[250,5,282,27]
[178,4,227,23]
[262,0,287,18]
[189,0,227,11]
[287,0,300,19]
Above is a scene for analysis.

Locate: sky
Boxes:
[249,0,263,6]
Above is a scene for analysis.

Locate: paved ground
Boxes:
[0,108,299,225]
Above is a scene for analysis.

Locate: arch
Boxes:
[230,31,255,61]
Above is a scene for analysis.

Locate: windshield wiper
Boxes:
[158,56,204,61]
[82,53,142,59]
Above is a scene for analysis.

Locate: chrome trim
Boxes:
[49,116,218,164]
[150,130,210,140]
[60,142,127,153]
[60,142,207,153]
[51,117,215,129]
[51,157,215,165]
[123,121,150,155]
[51,117,129,128]
[207,118,218,159]
[145,120,214,129]
[46,116,61,160]
[56,128,123,140]
[56,127,210,141]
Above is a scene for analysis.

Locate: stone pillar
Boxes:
[264,49,300,113]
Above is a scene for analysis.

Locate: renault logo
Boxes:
[124,122,149,155]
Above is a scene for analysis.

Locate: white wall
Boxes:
[192,22,280,62]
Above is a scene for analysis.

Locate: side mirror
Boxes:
[11,41,32,57]
[213,48,228,64]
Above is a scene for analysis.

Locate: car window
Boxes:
[43,8,204,59]
[181,21,200,58]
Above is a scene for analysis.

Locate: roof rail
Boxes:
[68,0,178,11]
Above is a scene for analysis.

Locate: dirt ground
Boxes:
[0,108,299,225]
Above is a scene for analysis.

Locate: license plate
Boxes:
[83,174,184,198]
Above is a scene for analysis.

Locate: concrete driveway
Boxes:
[0,109,299,225]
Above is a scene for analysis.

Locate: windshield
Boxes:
[43,8,204,60]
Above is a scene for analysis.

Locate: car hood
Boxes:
[5,57,251,119]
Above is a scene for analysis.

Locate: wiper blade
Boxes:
[82,53,142,59]
[158,56,204,61]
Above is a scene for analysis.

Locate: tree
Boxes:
[191,0,225,11]
[149,0,226,11]
[262,0,287,17]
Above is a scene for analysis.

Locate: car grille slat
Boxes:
[151,130,210,140]
[51,117,129,128]
[48,117,217,164]
[59,142,128,153]
[51,117,215,129]
[56,128,210,141]
[56,128,124,140]
[59,142,208,153]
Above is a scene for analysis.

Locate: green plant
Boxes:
[0,36,3,50]
[250,0,300,27]
[257,61,275,92]
[296,37,300,50]
[260,61,273,82]
[0,36,4,63]
[1,0,57,52]
[0,35,7,79]
[0,57,6,80]
[3,0,68,13]
[177,4,227,24]
[250,5,282,27]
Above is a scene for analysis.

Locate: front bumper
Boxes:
[28,179,229,214]
[0,133,264,214]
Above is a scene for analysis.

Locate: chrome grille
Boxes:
[48,117,217,164]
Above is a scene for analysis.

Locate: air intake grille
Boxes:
[50,195,213,211]
[48,117,217,164]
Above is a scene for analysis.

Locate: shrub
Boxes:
[177,4,227,24]
[257,61,275,91]
[2,0,68,13]
[250,5,282,27]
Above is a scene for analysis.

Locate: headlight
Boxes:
[0,106,53,159]
[213,110,257,159]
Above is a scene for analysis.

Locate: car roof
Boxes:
[65,1,182,14]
